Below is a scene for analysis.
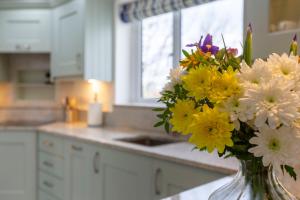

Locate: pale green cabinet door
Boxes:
[64,141,101,200]
[153,160,226,199]
[0,131,36,200]
[0,10,51,53]
[84,0,113,81]
[101,149,153,200]
[52,0,84,78]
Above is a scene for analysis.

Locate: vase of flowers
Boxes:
[154,24,300,199]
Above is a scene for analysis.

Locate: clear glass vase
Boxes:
[208,160,298,200]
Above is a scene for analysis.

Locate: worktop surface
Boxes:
[38,122,239,174]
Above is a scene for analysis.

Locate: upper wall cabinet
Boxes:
[52,0,84,77]
[245,0,300,58]
[51,0,113,81]
[0,10,51,53]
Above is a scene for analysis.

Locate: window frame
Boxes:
[131,11,182,104]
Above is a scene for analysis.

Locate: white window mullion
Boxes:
[130,21,142,103]
[173,11,181,68]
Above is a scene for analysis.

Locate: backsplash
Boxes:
[104,105,164,133]
[0,106,63,123]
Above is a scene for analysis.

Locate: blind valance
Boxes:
[120,0,218,23]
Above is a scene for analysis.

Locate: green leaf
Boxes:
[164,122,170,133]
[153,108,165,112]
[182,50,190,58]
[284,165,297,181]
[154,121,164,127]
[156,114,164,118]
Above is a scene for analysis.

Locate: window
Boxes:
[141,13,174,99]
[181,0,244,55]
[135,0,244,102]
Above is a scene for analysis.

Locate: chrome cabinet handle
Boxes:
[43,180,54,189]
[155,168,162,195]
[93,152,100,174]
[43,161,54,168]
[71,145,83,151]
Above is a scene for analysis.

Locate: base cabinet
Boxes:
[0,131,36,200]
[152,160,225,199]
[64,141,102,200]
[101,149,153,200]
[38,132,226,200]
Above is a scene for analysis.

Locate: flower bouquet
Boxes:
[155,25,300,199]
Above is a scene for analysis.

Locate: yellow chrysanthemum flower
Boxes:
[182,67,218,101]
[169,100,198,135]
[211,67,241,103]
[187,105,234,153]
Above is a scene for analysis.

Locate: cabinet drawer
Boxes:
[39,190,61,200]
[39,172,64,200]
[39,133,64,157]
[39,151,64,179]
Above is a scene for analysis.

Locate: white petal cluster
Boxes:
[226,53,300,168]
[249,125,300,170]
[237,54,300,129]
[161,66,186,93]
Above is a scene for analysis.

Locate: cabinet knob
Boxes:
[76,53,82,70]
[15,44,21,50]
[71,144,83,151]
[43,180,54,189]
[93,152,100,174]
[155,168,162,195]
[43,140,54,148]
[23,44,31,51]
[43,161,54,168]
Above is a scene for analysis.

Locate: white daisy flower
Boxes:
[240,79,300,129]
[220,96,253,130]
[267,53,300,82]
[238,59,272,87]
[161,66,186,93]
[249,125,300,169]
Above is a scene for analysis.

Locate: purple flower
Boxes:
[186,34,219,55]
[200,34,219,55]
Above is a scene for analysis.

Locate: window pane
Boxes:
[181,0,244,55]
[142,13,173,99]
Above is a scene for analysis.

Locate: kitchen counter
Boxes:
[162,176,233,200]
[37,122,239,174]
[0,121,52,131]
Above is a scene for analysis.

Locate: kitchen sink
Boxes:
[116,136,180,147]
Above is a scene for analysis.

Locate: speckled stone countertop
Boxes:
[38,122,239,174]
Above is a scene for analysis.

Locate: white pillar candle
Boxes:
[87,102,103,127]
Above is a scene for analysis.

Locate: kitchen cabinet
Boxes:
[152,160,225,199]
[245,0,300,58]
[37,132,227,200]
[101,148,153,200]
[0,131,36,200]
[64,140,101,200]
[38,133,65,200]
[51,0,113,81]
[51,0,84,77]
[0,10,51,53]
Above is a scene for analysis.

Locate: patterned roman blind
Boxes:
[120,0,218,22]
